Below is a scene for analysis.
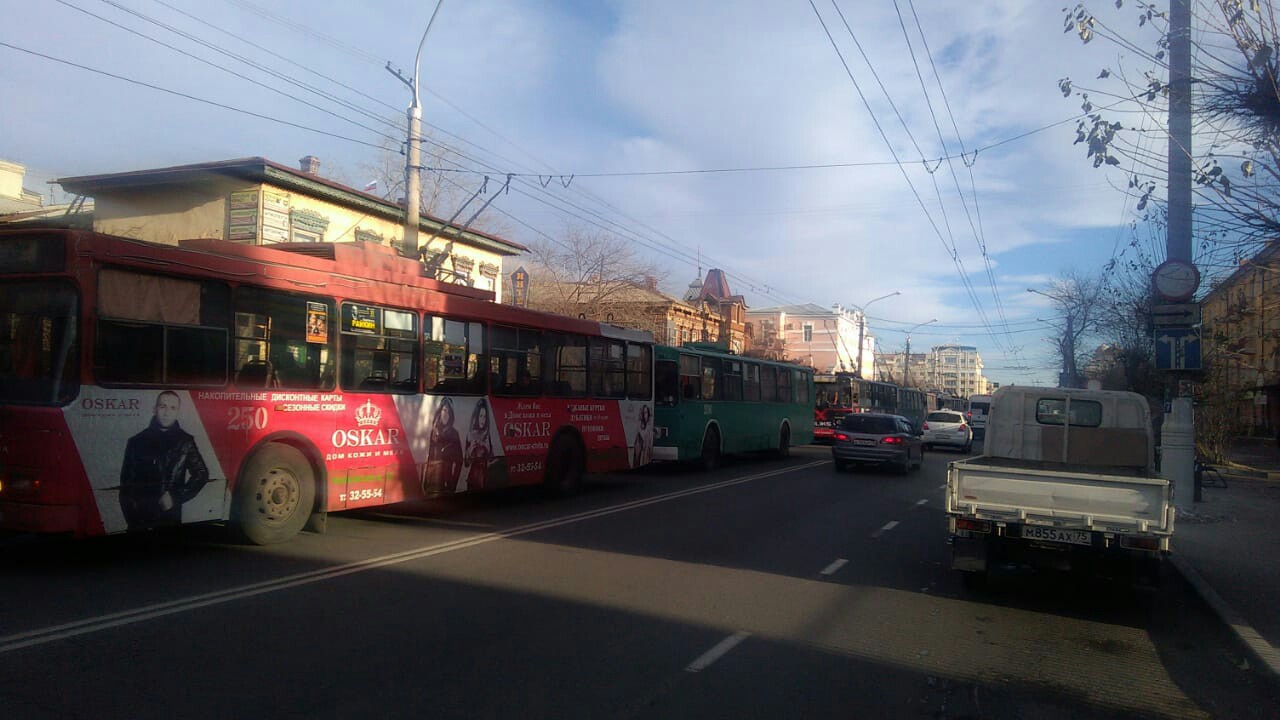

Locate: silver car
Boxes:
[831,413,924,473]
[922,411,973,453]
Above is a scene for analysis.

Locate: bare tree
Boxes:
[1034,270,1107,388]
[520,225,663,324]
[1059,1,1280,268]
[357,127,510,238]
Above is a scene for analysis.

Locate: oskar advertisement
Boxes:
[63,386,653,533]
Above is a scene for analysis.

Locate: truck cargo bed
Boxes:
[946,456,1173,535]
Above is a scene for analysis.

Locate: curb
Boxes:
[1170,554,1280,678]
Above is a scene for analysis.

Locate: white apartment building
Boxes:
[926,344,990,398]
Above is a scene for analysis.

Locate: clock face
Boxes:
[1153,260,1199,301]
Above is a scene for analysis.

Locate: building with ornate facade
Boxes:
[51,156,524,296]
[520,269,747,350]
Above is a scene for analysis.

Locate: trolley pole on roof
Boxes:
[387,0,446,259]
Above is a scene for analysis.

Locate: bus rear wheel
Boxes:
[544,434,584,497]
[700,427,721,472]
[234,443,315,545]
[776,425,791,458]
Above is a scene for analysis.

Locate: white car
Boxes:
[922,411,973,453]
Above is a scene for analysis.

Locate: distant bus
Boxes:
[896,386,927,430]
[653,344,813,469]
[813,373,917,441]
[968,394,993,438]
[0,229,654,543]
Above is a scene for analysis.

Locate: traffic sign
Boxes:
[1154,327,1201,371]
[1151,303,1201,327]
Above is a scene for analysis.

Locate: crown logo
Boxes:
[355,400,382,427]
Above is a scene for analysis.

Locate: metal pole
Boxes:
[393,0,446,259]
[1164,0,1196,510]
[853,291,900,379]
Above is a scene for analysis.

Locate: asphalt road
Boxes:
[1,446,1277,719]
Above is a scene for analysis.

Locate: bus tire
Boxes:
[234,443,316,545]
[699,426,721,472]
[776,424,791,458]
[543,433,585,497]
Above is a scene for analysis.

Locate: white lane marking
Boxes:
[915,498,929,507]
[0,460,829,656]
[936,484,946,490]
[871,520,900,538]
[819,558,848,576]
[686,631,751,672]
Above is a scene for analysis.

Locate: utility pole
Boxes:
[853,291,900,379]
[1162,0,1196,511]
[387,0,446,259]
[903,318,937,389]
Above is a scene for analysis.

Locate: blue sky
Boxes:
[1,0,1180,387]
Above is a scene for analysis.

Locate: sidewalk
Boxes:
[1175,438,1280,677]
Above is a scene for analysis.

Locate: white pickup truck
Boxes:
[946,386,1173,587]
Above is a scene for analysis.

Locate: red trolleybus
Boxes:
[812,372,899,442]
[0,229,654,543]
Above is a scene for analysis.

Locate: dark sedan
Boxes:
[831,413,924,473]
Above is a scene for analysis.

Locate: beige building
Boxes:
[876,352,929,387]
[520,268,747,350]
[0,159,46,213]
[55,156,525,296]
[1201,242,1280,434]
[924,344,990,397]
[746,303,875,376]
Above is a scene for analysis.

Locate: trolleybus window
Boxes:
[722,359,743,401]
[545,332,587,397]
[233,288,334,389]
[627,343,652,400]
[0,280,78,404]
[678,353,700,400]
[490,325,543,396]
[656,355,678,406]
[423,316,485,394]
[95,269,229,386]
[744,363,761,401]
[776,365,792,403]
[340,303,420,392]
[760,364,777,402]
[590,337,626,398]
[700,355,720,401]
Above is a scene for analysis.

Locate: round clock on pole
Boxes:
[1151,259,1200,302]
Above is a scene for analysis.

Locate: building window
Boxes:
[803,324,813,342]
[289,208,330,243]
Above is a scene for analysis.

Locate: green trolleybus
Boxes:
[652,343,814,469]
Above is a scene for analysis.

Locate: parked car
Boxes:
[922,411,973,453]
[831,413,924,473]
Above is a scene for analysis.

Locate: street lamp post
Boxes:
[387,0,447,259]
[851,291,900,379]
[903,318,937,389]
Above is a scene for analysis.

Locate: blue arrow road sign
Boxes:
[1154,327,1201,370]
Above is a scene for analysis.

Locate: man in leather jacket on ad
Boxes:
[119,391,210,529]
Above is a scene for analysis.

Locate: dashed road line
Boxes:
[685,631,751,672]
[915,498,929,507]
[872,520,900,538]
[819,558,848,576]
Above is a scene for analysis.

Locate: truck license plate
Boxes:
[1021,526,1091,546]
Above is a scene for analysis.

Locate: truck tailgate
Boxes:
[946,460,1173,534]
